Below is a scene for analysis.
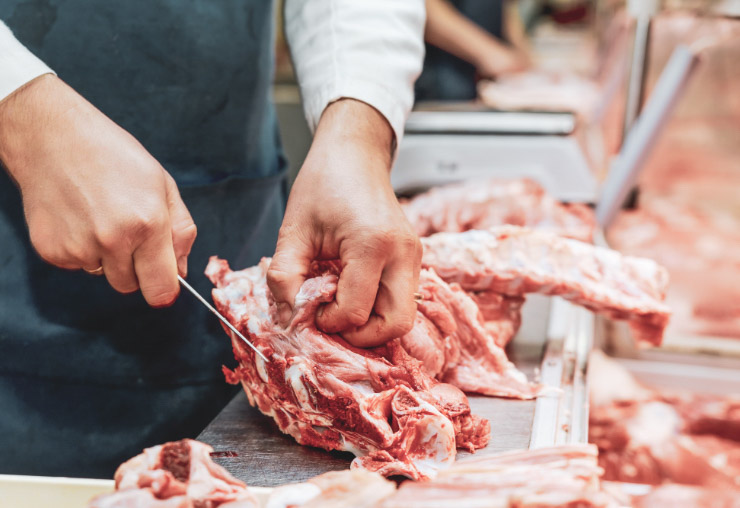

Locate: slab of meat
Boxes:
[421,226,671,346]
[266,469,397,508]
[400,178,596,242]
[378,444,620,508]
[589,352,740,488]
[87,439,258,508]
[477,71,601,117]
[206,258,502,480]
[630,484,740,508]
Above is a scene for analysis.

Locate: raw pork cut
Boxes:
[421,226,671,346]
[206,258,498,480]
[589,352,740,488]
[265,469,396,508]
[267,445,621,508]
[401,178,596,242]
[378,444,619,508]
[87,439,258,508]
[477,71,601,117]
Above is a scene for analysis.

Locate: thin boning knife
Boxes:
[178,275,269,363]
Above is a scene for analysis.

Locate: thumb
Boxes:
[267,230,314,324]
[164,171,197,277]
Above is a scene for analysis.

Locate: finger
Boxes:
[315,256,384,335]
[101,250,139,293]
[164,172,197,277]
[132,226,179,307]
[267,231,315,323]
[341,255,419,348]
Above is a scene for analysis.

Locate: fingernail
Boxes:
[177,256,188,277]
[276,302,293,326]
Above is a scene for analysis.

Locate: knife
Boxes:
[178,275,269,362]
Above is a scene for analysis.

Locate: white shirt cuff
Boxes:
[0,21,55,102]
[302,79,407,148]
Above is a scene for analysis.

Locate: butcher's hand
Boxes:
[0,74,196,307]
[267,99,422,348]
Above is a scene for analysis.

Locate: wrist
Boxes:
[313,99,395,169]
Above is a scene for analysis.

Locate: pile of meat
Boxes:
[400,177,596,242]
[88,439,258,507]
[206,225,670,479]
[588,352,740,489]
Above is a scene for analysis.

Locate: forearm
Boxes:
[424,0,513,69]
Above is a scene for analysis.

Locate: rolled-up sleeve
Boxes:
[0,21,54,101]
[284,0,425,144]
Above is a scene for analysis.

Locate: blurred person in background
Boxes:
[0,1,424,477]
[417,0,533,101]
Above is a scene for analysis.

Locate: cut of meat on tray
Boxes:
[400,177,596,242]
[421,226,671,346]
[589,352,740,489]
[87,439,258,508]
[378,444,620,508]
[265,469,397,508]
[629,484,740,508]
[206,258,497,480]
[477,71,601,117]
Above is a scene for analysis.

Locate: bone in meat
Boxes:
[88,439,258,508]
[421,226,671,346]
[206,258,494,480]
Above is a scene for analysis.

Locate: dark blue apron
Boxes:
[0,0,286,477]
[415,0,505,102]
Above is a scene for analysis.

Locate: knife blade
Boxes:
[178,275,269,363]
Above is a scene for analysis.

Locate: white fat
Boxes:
[349,381,376,396]
[414,416,455,478]
[340,436,369,458]
[626,402,681,447]
[265,483,322,508]
[255,354,269,383]
[285,363,314,411]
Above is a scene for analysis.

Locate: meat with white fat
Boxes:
[87,439,258,508]
[401,178,596,242]
[206,258,495,480]
[422,226,671,346]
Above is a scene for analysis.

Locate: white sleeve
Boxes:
[284,0,425,145]
[0,21,55,101]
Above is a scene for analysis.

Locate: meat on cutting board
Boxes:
[401,177,596,242]
[87,439,258,508]
[206,258,498,480]
[589,352,740,489]
[422,226,672,346]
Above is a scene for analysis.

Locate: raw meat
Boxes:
[401,178,596,242]
[87,439,258,508]
[421,226,671,346]
[477,71,601,117]
[378,444,619,508]
[265,469,396,508]
[630,484,740,508]
[589,352,740,488]
[206,258,498,480]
